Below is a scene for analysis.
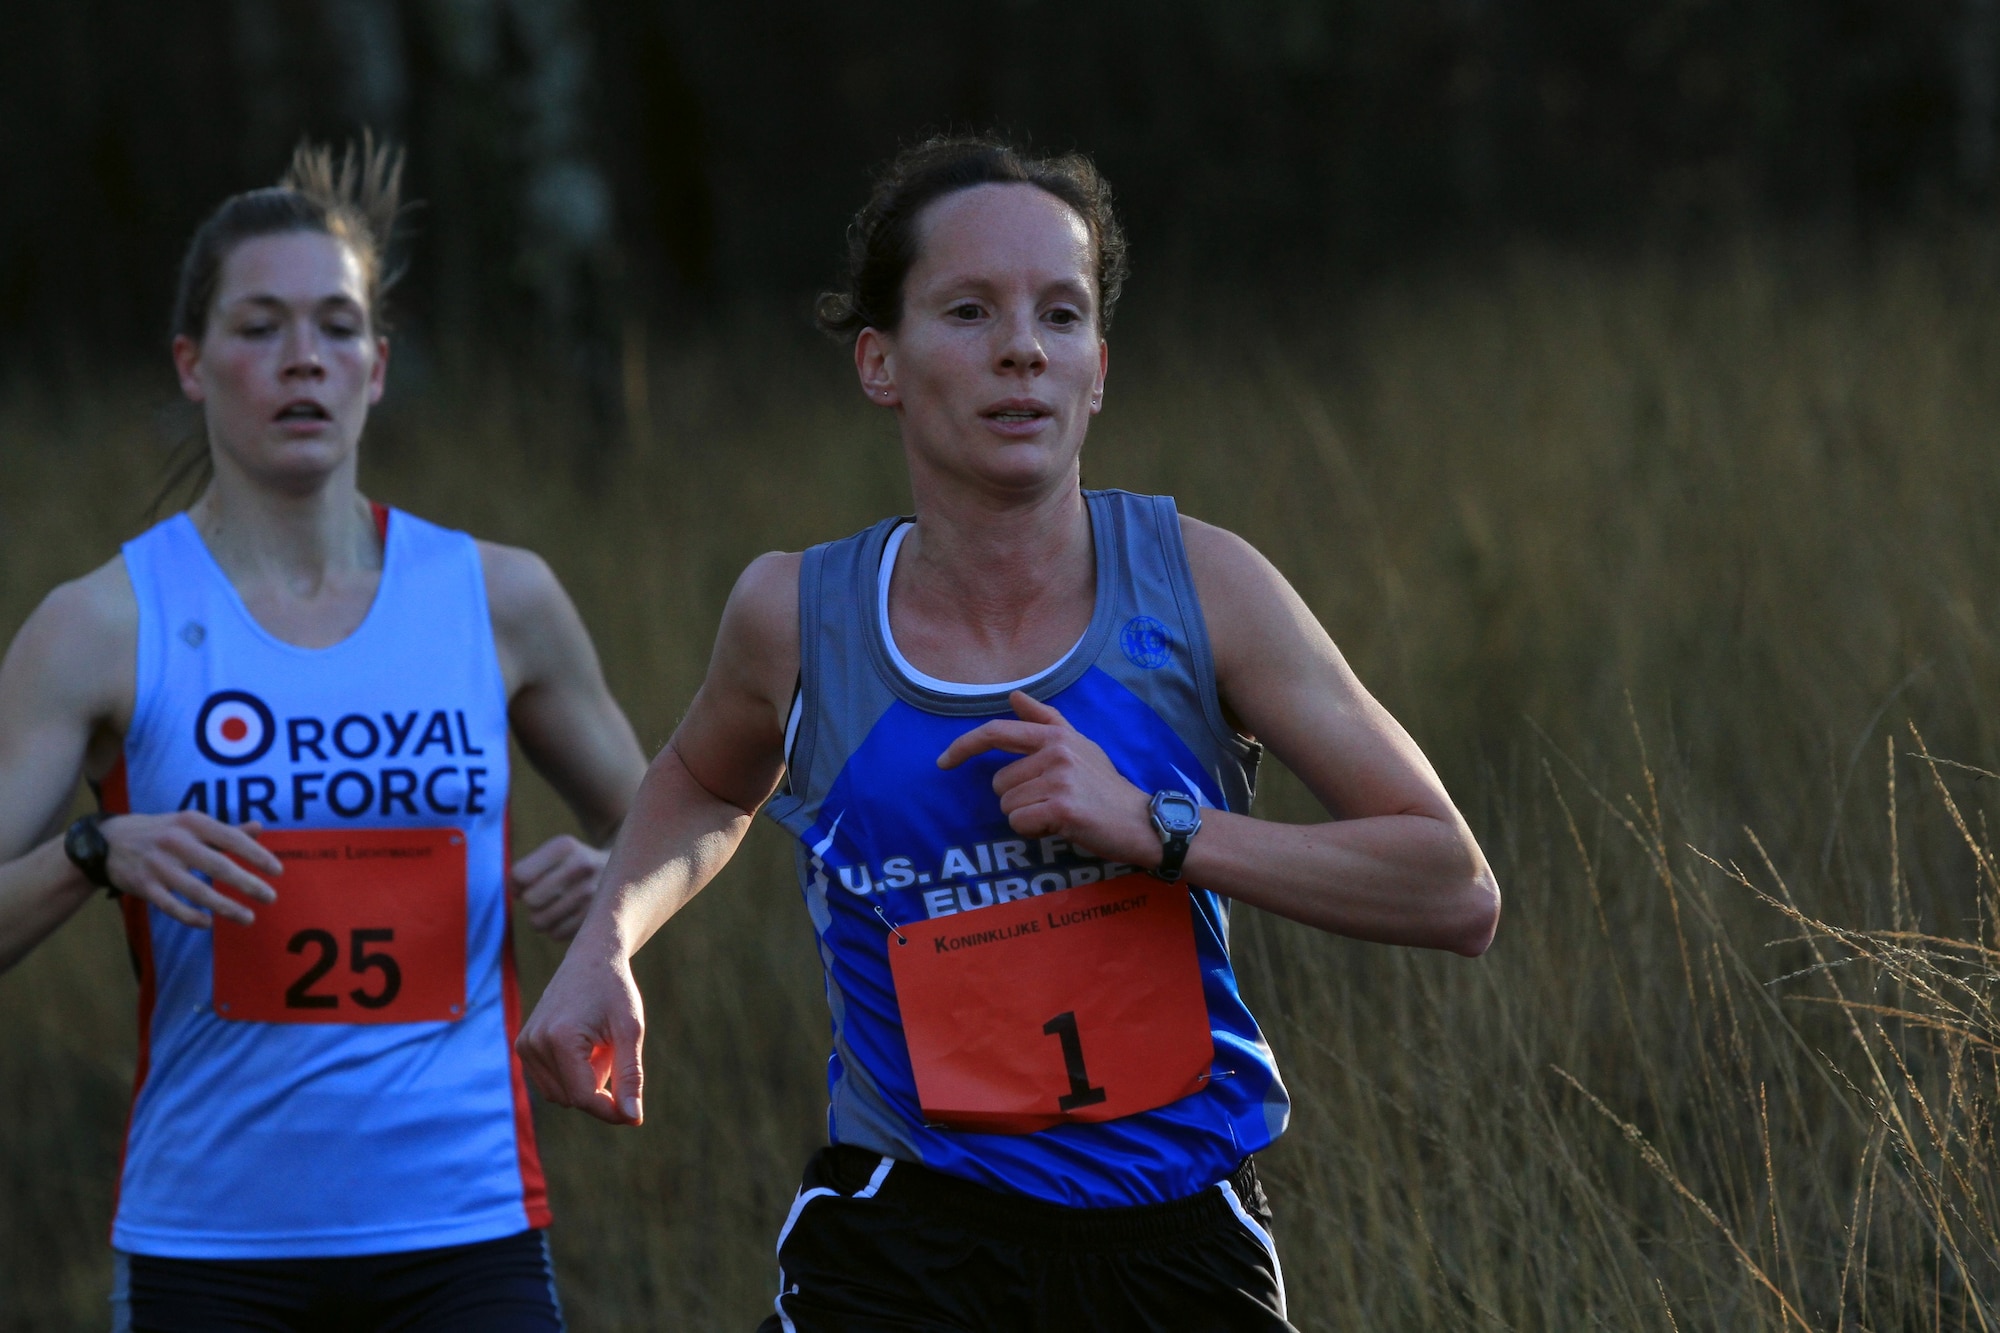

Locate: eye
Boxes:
[323,319,362,339]
[948,302,983,321]
[1045,308,1081,327]
[238,321,278,338]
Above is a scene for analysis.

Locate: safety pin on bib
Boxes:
[871,902,909,946]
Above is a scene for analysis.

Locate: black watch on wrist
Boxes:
[64,813,119,897]
[1147,790,1203,883]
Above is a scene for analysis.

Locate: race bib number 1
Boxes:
[211,828,468,1025]
[888,874,1214,1134]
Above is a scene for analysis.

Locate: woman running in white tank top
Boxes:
[0,141,646,1331]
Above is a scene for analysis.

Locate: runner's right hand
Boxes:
[101,813,281,928]
[516,943,646,1126]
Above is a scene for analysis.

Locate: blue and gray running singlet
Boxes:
[765,489,1291,1208]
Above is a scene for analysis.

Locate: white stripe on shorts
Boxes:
[109,1252,132,1333]
[772,1156,895,1332]
[1218,1178,1288,1320]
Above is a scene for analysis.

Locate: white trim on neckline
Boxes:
[877,522,1084,696]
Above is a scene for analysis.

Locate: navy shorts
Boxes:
[759,1145,1295,1333]
[110,1228,564,1333]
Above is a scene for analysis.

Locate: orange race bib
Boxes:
[887,873,1213,1134]
[211,827,468,1025]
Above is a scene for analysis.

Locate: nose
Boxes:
[994,310,1046,377]
[280,318,326,382]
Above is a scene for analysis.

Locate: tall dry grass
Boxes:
[4,233,2000,1329]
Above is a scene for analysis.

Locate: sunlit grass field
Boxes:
[5,234,2000,1329]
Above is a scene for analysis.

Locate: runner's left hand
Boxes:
[937,691,1157,869]
[510,835,605,941]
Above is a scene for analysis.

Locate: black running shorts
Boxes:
[110,1228,564,1333]
[758,1145,1296,1333]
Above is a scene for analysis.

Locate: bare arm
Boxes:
[0,562,279,973]
[482,542,649,940]
[1177,517,1498,952]
[515,550,800,1123]
[938,517,1499,957]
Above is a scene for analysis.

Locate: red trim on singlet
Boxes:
[94,758,157,1244]
[501,810,553,1228]
[371,501,390,545]
[96,756,130,818]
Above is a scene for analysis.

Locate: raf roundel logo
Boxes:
[195,690,276,767]
[1120,615,1174,670]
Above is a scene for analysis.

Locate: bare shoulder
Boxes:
[1179,512,1274,585]
[475,539,602,702]
[476,540,568,632]
[669,551,802,789]
[7,552,137,684]
[709,551,801,705]
[1175,509,1362,744]
[719,550,802,656]
[3,555,138,702]
[1178,513,1317,644]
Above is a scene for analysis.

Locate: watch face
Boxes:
[65,815,111,886]
[1154,793,1201,834]
[66,818,104,862]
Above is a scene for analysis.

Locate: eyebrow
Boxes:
[929,273,1095,301]
[225,293,365,313]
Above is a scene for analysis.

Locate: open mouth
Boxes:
[983,401,1052,426]
[275,401,332,423]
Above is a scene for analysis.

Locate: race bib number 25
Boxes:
[211,828,468,1025]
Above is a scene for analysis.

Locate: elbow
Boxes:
[1447,870,1501,958]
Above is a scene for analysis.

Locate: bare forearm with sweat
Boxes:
[1181,809,1498,955]
[0,838,98,974]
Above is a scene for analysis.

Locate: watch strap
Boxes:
[64,813,119,897]
[1147,790,1201,883]
[1154,827,1192,882]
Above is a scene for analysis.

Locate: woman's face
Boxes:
[173,230,386,495]
[857,183,1108,500]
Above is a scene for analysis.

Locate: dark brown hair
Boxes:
[170,135,406,343]
[815,135,1128,340]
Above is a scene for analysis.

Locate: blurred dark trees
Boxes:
[2,1,1994,390]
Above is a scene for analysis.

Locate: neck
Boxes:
[189,458,378,595]
[899,473,1093,632]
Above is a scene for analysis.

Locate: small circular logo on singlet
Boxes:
[1120,616,1174,670]
[195,690,276,767]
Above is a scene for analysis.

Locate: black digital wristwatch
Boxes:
[1147,790,1203,883]
[64,813,120,897]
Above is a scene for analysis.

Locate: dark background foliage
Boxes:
[4,0,1997,388]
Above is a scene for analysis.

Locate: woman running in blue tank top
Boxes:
[0,141,647,1330]
[520,136,1502,1331]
